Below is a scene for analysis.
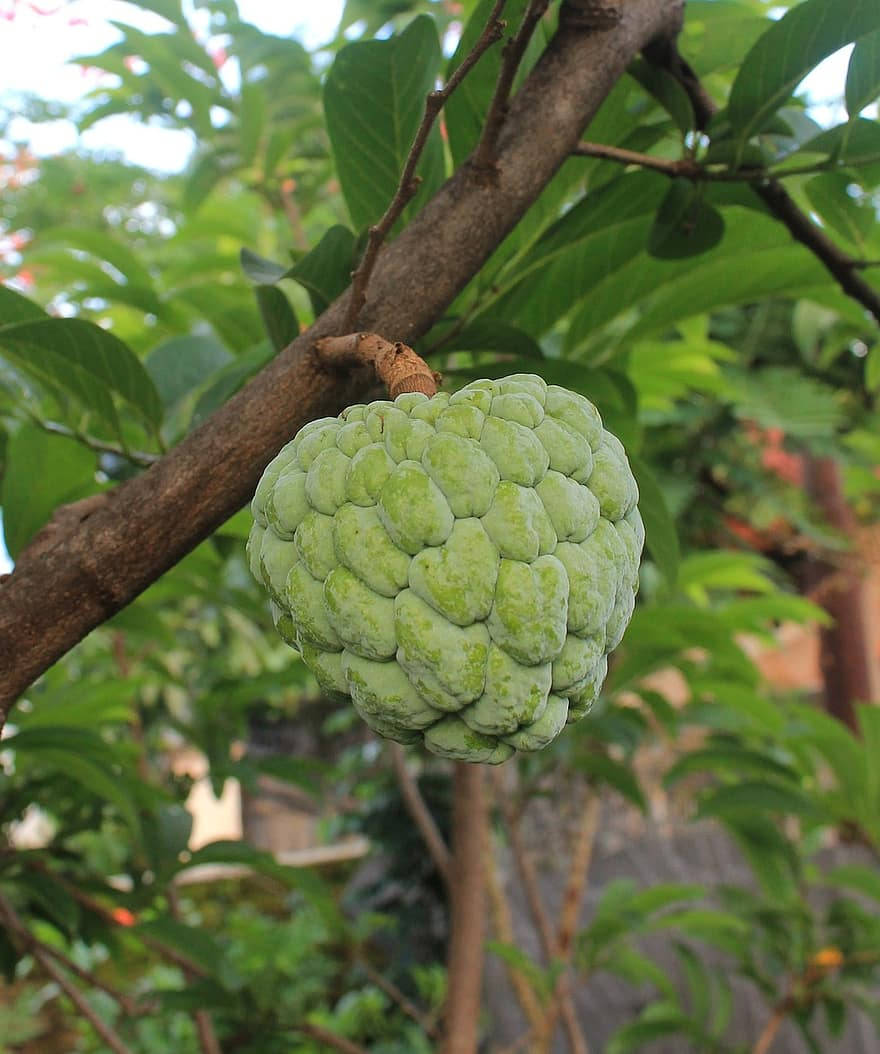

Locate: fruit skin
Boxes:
[249,375,642,763]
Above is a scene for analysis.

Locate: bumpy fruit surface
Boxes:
[248,374,643,763]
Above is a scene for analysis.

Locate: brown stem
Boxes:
[298,1023,371,1054]
[802,456,877,730]
[0,892,138,1054]
[472,0,550,172]
[492,770,556,959]
[315,332,438,399]
[167,888,223,1054]
[388,743,451,887]
[752,999,792,1054]
[538,790,600,1054]
[646,40,880,326]
[358,958,439,1036]
[442,763,488,1054]
[484,858,546,1033]
[344,1,507,329]
[573,140,880,183]
[484,781,545,1032]
[0,0,686,727]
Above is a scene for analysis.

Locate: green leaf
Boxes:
[1,425,97,559]
[429,319,544,360]
[697,780,824,820]
[629,59,695,136]
[866,343,880,392]
[239,80,266,165]
[183,152,227,213]
[824,864,880,902]
[730,367,844,438]
[486,940,553,1000]
[0,318,163,430]
[33,227,155,289]
[846,29,880,116]
[728,0,880,141]
[240,247,287,285]
[135,917,225,977]
[607,1003,692,1054]
[190,345,273,428]
[255,285,299,351]
[145,336,233,409]
[444,0,531,166]
[286,225,357,316]
[323,16,444,231]
[576,752,646,811]
[0,283,50,326]
[804,172,877,253]
[628,456,679,585]
[648,180,725,260]
[665,745,799,787]
[797,116,880,165]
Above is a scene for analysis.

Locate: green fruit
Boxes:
[249,375,642,763]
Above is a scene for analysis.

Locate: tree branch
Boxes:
[442,763,488,1054]
[0,892,138,1054]
[344,0,508,329]
[472,0,551,172]
[298,1022,371,1054]
[645,40,880,326]
[0,0,686,726]
[167,887,223,1054]
[573,141,880,184]
[537,789,600,1054]
[388,743,452,888]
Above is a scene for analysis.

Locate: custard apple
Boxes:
[248,374,643,764]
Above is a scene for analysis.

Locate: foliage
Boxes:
[1,0,879,1051]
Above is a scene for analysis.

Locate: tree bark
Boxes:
[0,0,684,723]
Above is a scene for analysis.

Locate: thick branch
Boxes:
[442,763,488,1054]
[646,41,880,326]
[0,0,685,724]
[345,0,507,328]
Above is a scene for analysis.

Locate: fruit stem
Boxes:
[314,332,439,398]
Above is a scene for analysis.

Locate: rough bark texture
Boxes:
[0,0,684,722]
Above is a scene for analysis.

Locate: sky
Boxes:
[0,3,866,574]
[0,0,344,169]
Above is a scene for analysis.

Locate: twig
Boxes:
[573,141,880,183]
[315,332,439,399]
[32,417,160,466]
[484,782,545,1032]
[752,998,792,1054]
[358,957,439,1037]
[33,939,148,1017]
[167,887,222,1054]
[387,743,451,886]
[538,788,600,1054]
[298,1022,371,1054]
[442,763,488,1054]
[0,892,137,1054]
[491,770,556,959]
[344,1,508,329]
[472,0,550,172]
[645,40,880,327]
